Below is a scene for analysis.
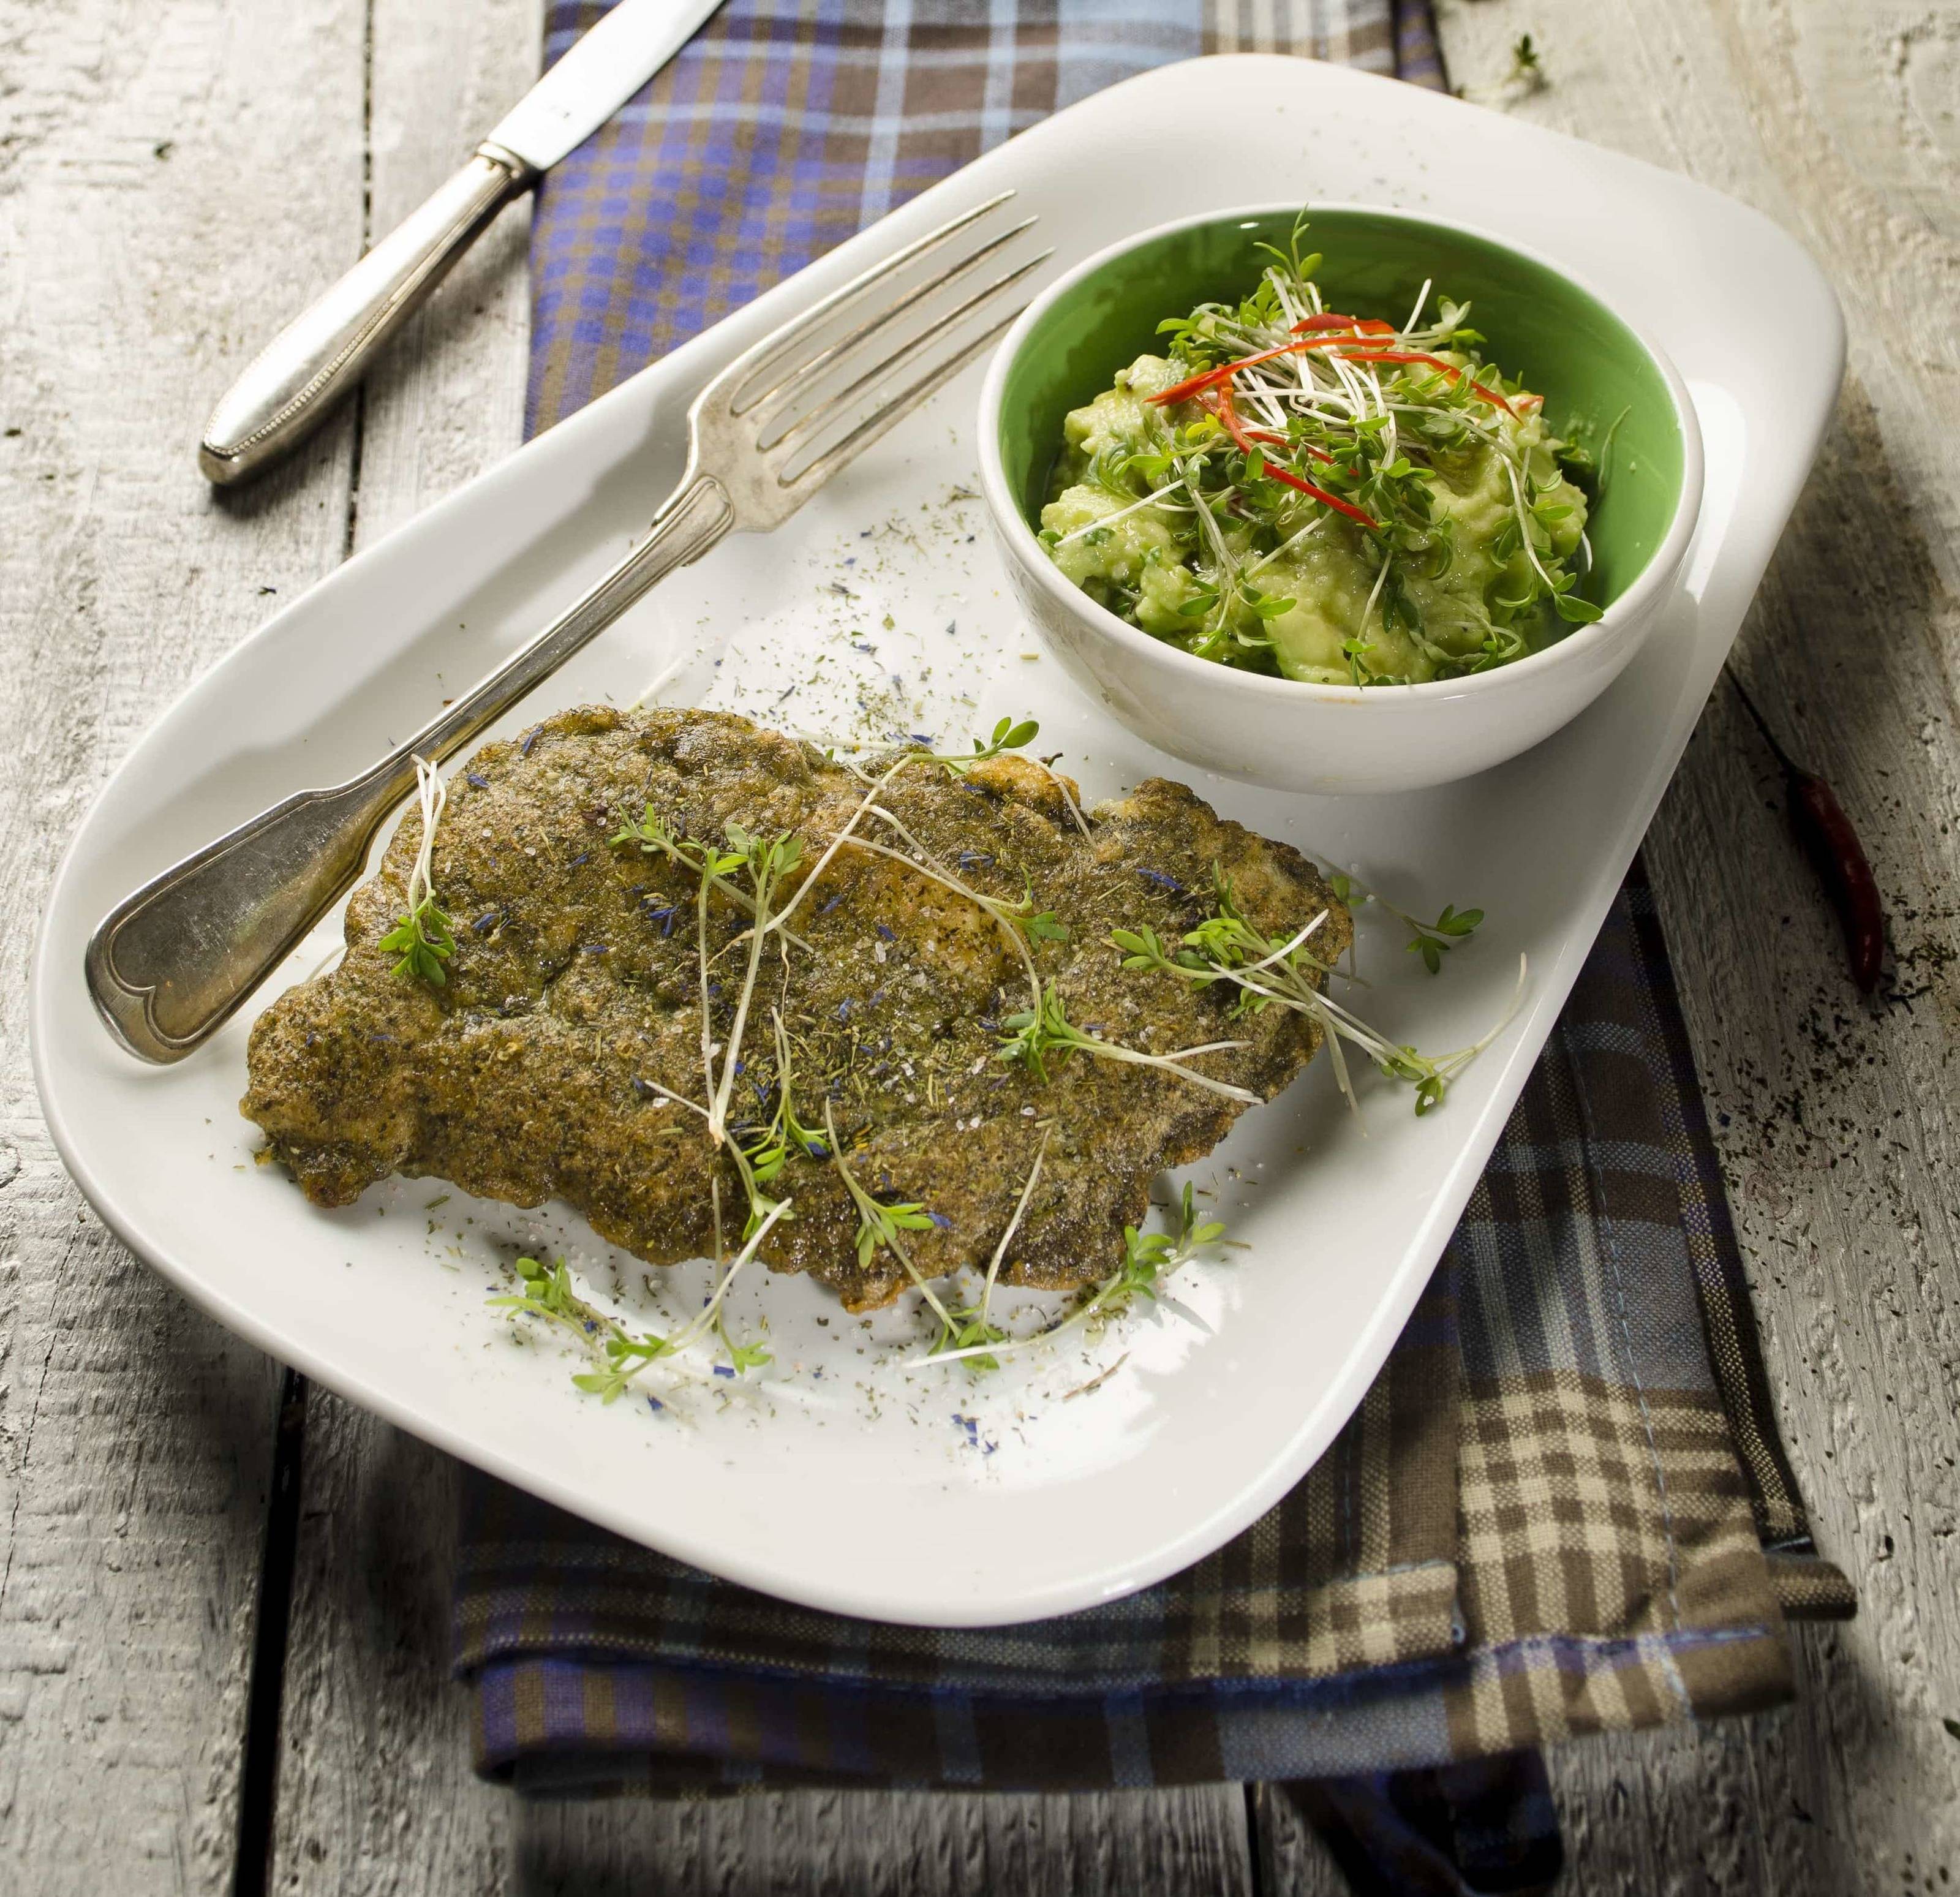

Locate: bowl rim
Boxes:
[977,199,1706,706]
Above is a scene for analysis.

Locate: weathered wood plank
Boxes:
[1250,1784,1352,1896]
[261,2,540,1893]
[339,0,541,531]
[0,1,371,1890]
[1422,4,1960,1893]
[266,1408,510,1895]
[513,1782,1254,1896]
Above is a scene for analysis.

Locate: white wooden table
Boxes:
[3,2,1956,1888]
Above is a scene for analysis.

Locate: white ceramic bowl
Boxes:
[978,204,1705,794]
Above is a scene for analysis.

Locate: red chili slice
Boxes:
[1152,332,1414,405]
[1152,334,1517,417]
[1150,342,1318,406]
[1153,317,1523,424]
[1259,461,1381,529]
[1728,673,1887,994]
[1338,349,1519,417]
[1202,388,1378,530]
[1291,312,1396,336]
[1199,387,1253,450]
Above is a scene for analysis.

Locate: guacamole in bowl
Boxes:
[977,204,1702,794]
[1037,221,1600,686]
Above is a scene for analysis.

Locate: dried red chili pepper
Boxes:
[1729,671,1884,992]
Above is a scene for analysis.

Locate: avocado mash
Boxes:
[1038,224,1598,685]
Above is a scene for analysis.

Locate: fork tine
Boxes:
[738,214,1040,429]
[712,191,1017,413]
[764,248,1052,457]
[780,301,1031,496]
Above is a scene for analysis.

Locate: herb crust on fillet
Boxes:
[242,706,1349,1311]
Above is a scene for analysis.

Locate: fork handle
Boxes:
[87,473,736,1062]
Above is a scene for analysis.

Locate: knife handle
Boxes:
[199,145,535,486]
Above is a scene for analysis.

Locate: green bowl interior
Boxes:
[997,208,1685,615]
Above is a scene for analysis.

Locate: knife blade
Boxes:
[199,0,727,487]
[488,0,727,172]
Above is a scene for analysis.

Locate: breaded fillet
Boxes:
[242,707,1349,1310]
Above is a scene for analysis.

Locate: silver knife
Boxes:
[199,0,728,486]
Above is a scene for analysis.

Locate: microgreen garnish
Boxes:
[932,1308,1011,1371]
[609,800,818,1240]
[839,1162,937,1272]
[1114,871,1338,1020]
[1592,405,1632,494]
[610,805,813,951]
[379,902,455,986]
[823,1103,959,1332]
[701,821,804,1150]
[932,715,1039,775]
[995,986,1260,1103]
[919,1181,1226,1370]
[378,756,456,986]
[1039,219,1596,684]
[1327,871,1486,975]
[771,1008,829,1158]
[725,1007,828,1238]
[995,870,1071,943]
[490,1209,790,1398]
[688,1193,790,1375]
[1115,872,1521,1120]
[728,1129,791,1241]
[1088,1183,1227,1326]
[929,1123,1053,1373]
[614,809,809,1156]
[489,1254,673,1403]
[1406,903,1485,973]
[767,715,1050,943]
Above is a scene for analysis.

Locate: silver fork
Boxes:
[87,194,1048,1063]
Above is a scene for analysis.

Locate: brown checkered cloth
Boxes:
[456,0,1851,1800]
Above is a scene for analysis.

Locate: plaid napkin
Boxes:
[457,0,1851,1809]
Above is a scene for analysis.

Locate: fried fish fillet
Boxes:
[242,707,1349,1310]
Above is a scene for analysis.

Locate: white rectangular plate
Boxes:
[31,57,1841,1627]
